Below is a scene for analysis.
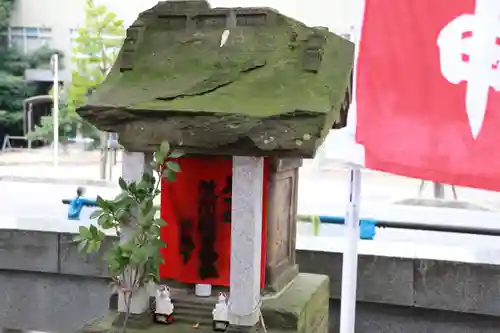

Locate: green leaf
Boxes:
[141,172,153,185]
[96,196,108,210]
[130,247,149,265]
[140,199,154,215]
[77,240,87,252]
[89,224,99,238]
[160,141,170,155]
[162,168,177,181]
[89,209,103,219]
[168,150,184,158]
[166,161,181,173]
[73,234,86,242]
[154,151,165,165]
[118,177,128,191]
[78,226,92,238]
[115,210,128,224]
[153,218,168,226]
[98,214,115,229]
[86,240,101,253]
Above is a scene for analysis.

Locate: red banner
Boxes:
[160,157,268,287]
[356,0,500,191]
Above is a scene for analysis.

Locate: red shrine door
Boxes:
[160,156,268,288]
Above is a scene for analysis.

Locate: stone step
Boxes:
[172,300,214,311]
[173,313,213,326]
[174,306,212,318]
[170,292,219,306]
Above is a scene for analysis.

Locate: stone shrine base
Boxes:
[79,273,328,333]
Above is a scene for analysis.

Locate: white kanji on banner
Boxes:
[332,0,500,192]
[437,0,500,138]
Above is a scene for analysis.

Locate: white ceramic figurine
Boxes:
[212,292,229,331]
[154,285,174,324]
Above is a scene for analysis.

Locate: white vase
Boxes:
[117,286,150,314]
[195,284,212,297]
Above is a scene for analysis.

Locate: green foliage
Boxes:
[29,0,125,143]
[0,1,65,132]
[74,141,183,329]
[0,71,35,124]
[67,0,125,116]
[28,45,65,70]
[0,0,15,34]
[27,99,75,143]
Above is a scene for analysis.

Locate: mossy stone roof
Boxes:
[77,0,354,157]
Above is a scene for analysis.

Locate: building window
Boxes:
[9,26,52,54]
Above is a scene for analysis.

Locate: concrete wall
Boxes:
[2,229,500,332]
[297,251,500,332]
[0,229,112,332]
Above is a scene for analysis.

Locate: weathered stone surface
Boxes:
[81,273,328,332]
[262,273,329,333]
[297,250,415,306]
[0,230,58,273]
[265,158,301,292]
[77,0,354,157]
[329,299,500,333]
[59,233,115,277]
[0,270,110,332]
[413,260,500,316]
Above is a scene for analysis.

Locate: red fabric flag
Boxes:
[354,0,500,191]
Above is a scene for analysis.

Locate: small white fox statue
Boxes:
[212,292,230,331]
[154,285,174,324]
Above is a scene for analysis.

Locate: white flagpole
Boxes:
[339,167,361,333]
[339,1,366,331]
[52,53,59,168]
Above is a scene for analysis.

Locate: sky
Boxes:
[102,0,362,35]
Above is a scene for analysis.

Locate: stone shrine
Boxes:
[77,0,354,332]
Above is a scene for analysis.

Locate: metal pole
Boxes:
[52,54,59,168]
[339,167,362,333]
[433,182,445,199]
[27,104,32,150]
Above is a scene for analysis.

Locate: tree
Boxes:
[71,0,125,178]
[67,0,125,124]
[75,142,182,332]
[27,94,75,152]
[0,0,65,141]
[29,0,124,175]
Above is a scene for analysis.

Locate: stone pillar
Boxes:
[229,156,264,327]
[117,151,151,315]
[265,158,301,292]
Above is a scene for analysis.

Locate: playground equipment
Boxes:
[418,181,458,200]
[2,95,52,152]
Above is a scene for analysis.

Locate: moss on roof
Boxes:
[78,1,354,157]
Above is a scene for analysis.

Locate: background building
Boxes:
[7,0,160,81]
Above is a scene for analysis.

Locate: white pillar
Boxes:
[229,156,264,326]
[117,151,151,314]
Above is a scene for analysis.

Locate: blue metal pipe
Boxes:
[299,214,377,240]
